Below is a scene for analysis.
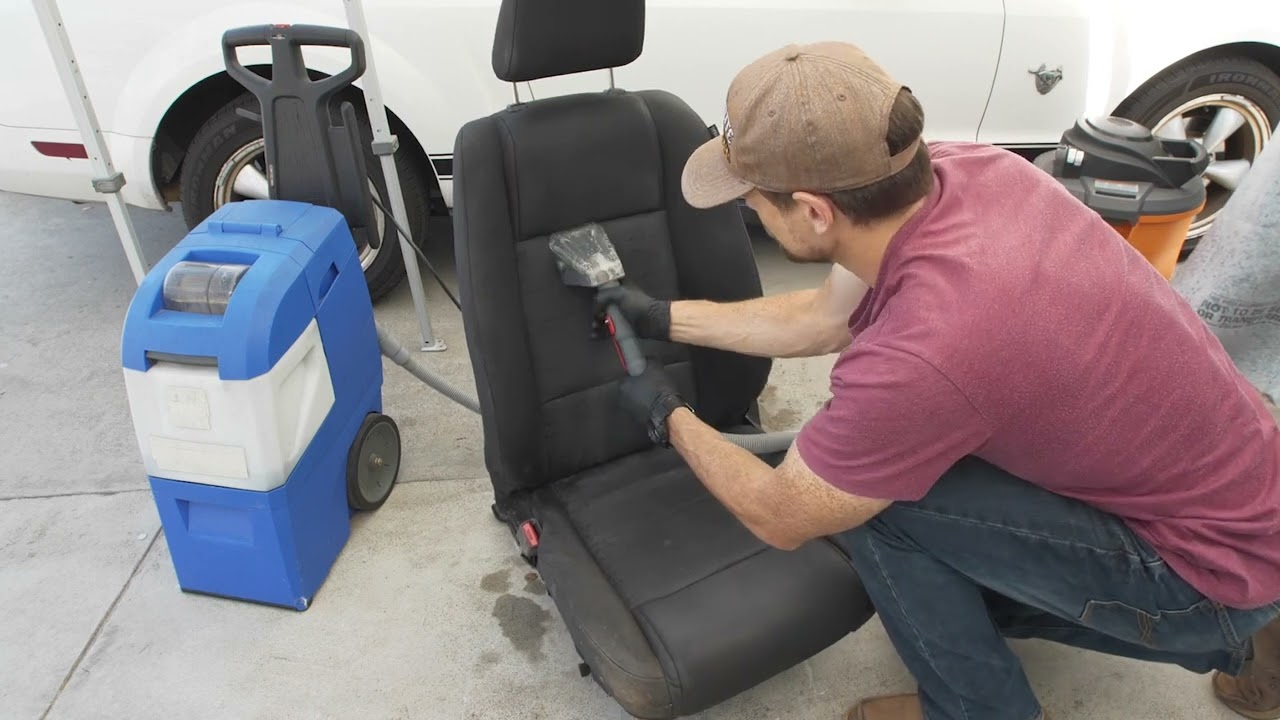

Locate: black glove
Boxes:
[618,364,690,446]
[593,283,671,341]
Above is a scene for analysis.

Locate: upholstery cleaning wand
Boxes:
[546,222,798,454]
[367,209,796,455]
[547,224,648,376]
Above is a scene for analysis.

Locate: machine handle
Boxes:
[223,23,358,48]
[222,26,272,92]
[221,24,367,96]
[1154,137,1211,186]
[604,305,647,376]
[221,25,273,48]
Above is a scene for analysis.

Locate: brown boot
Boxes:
[845,694,923,720]
[1214,617,1280,719]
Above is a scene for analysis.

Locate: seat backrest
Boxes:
[452,0,771,504]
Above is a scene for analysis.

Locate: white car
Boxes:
[3,0,1278,298]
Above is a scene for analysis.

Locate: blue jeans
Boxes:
[835,456,1280,720]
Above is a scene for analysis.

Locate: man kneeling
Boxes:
[606,41,1280,720]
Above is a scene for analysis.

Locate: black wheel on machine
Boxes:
[178,92,433,302]
[1115,54,1280,255]
[346,413,402,512]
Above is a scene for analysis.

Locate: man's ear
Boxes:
[792,192,836,234]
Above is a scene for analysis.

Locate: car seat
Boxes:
[449,0,874,716]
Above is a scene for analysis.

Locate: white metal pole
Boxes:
[343,0,445,351]
[31,0,149,285]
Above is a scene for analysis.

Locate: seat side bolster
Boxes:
[452,115,545,499]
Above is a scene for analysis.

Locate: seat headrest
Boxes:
[491,0,645,83]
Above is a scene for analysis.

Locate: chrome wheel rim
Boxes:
[212,138,386,270]
[1152,93,1271,240]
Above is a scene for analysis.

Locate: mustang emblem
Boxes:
[1029,64,1064,95]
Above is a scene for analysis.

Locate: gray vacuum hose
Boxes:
[722,428,797,455]
[376,322,481,414]
[374,322,796,455]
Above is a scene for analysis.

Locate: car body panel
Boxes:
[565,0,1004,144]
[1,0,513,210]
[976,0,1097,146]
[982,0,1280,145]
[0,124,159,208]
[1,0,1278,212]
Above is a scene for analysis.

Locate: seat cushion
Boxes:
[532,447,873,718]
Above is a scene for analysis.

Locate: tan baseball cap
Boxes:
[682,41,922,209]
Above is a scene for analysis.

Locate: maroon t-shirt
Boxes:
[795,141,1280,608]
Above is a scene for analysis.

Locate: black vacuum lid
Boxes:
[1037,115,1210,223]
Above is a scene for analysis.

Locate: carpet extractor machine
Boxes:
[119,24,407,611]
[120,23,794,611]
[121,202,392,611]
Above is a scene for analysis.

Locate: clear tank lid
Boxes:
[162,261,251,314]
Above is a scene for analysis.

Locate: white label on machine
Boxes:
[122,319,335,492]
[150,437,249,479]
[166,387,211,430]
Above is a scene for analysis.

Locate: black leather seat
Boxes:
[450,1,874,716]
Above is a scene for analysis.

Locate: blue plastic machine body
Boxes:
[121,200,383,610]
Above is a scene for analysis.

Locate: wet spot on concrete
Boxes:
[760,384,778,403]
[757,385,783,429]
[480,568,511,594]
[758,398,803,431]
[770,406,801,429]
[479,650,501,666]
[524,575,546,596]
[492,594,550,661]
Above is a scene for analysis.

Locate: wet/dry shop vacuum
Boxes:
[1037,115,1210,279]
[120,23,794,611]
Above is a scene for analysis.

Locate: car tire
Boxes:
[1114,55,1279,254]
[178,93,431,302]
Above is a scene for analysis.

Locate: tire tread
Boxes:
[1115,54,1280,128]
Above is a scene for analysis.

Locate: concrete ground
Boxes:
[1,189,1273,720]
